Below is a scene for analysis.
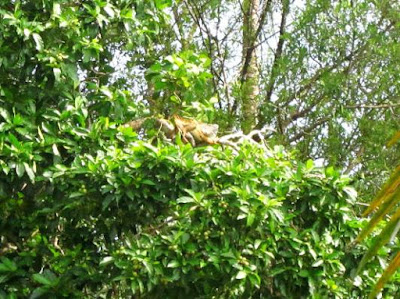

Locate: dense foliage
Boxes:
[0,120,397,297]
[1,0,400,298]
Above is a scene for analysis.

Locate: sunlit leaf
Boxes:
[99,256,114,266]
[343,186,357,200]
[24,162,35,182]
[16,163,25,177]
[0,107,11,123]
[167,260,180,268]
[53,3,61,17]
[53,68,61,82]
[32,33,43,51]
[104,4,115,18]
[177,196,195,204]
[235,270,247,280]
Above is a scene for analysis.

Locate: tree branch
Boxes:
[282,22,392,109]
[289,117,329,143]
[282,49,360,108]
[184,0,229,110]
[288,94,328,123]
[264,0,289,103]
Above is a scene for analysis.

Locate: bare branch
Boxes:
[282,50,358,107]
[264,0,289,103]
[289,94,327,122]
[219,125,275,146]
[184,0,228,109]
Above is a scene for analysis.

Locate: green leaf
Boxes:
[299,270,309,277]
[52,3,61,17]
[0,257,17,272]
[104,4,115,18]
[143,260,153,275]
[177,196,195,204]
[309,248,317,260]
[142,179,155,185]
[362,165,400,217]
[254,239,262,249]
[100,256,114,266]
[246,213,255,226]
[32,33,43,51]
[53,68,61,82]
[167,260,180,268]
[248,273,261,287]
[181,232,190,244]
[0,107,11,123]
[16,163,25,177]
[102,195,114,210]
[32,273,53,286]
[155,0,172,9]
[30,287,48,299]
[236,270,247,280]
[24,162,35,182]
[270,267,286,276]
[356,187,400,244]
[62,63,79,88]
[100,86,113,98]
[312,260,323,267]
[131,280,138,294]
[343,186,357,200]
[8,133,21,149]
[52,144,61,157]
[0,274,10,284]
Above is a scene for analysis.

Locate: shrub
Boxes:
[1,116,395,298]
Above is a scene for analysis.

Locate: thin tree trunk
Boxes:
[241,0,260,134]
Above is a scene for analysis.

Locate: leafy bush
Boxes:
[1,114,397,298]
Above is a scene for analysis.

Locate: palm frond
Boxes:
[355,130,400,297]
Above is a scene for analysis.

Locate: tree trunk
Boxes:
[241,0,260,134]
